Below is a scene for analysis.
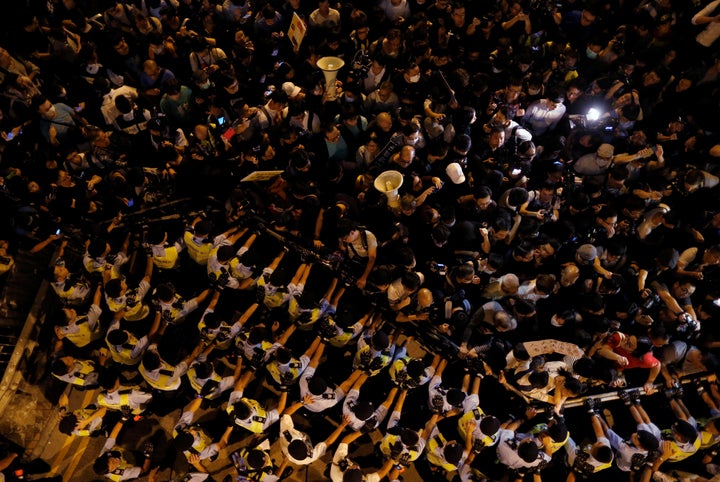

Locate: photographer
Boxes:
[649,277,700,338]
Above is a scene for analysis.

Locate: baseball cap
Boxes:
[576,244,598,262]
[446,163,466,184]
[282,82,301,98]
[597,143,614,158]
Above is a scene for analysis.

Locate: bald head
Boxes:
[376,112,393,131]
[417,288,433,308]
[560,264,580,287]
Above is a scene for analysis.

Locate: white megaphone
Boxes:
[316,56,345,101]
[374,170,404,208]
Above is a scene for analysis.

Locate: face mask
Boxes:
[344,94,355,102]
[122,112,135,121]
[44,105,57,118]
[586,48,598,59]
[199,80,211,90]
[86,63,100,75]
[152,46,165,55]
[405,138,419,145]
[528,88,540,96]
[408,74,420,83]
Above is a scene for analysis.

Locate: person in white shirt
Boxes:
[173,398,233,473]
[280,398,349,465]
[299,342,364,412]
[330,431,395,482]
[342,373,398,432]
[521,90,566,137]
[693,0,720,47]
[308,0,341,30]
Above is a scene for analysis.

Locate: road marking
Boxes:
[49,388,98,477]
[63,435,92,482]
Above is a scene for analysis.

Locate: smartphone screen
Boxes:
[127,199,134,207]
[217,116,226,126]
[5,132,14,140]
[55,228,62,235]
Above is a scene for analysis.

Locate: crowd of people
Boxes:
[1,0,720,481]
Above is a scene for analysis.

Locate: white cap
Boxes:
[446,163,466,184]
[282,82,301,98]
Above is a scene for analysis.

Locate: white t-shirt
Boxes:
[279,414,327,465]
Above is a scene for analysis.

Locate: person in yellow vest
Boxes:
[48,239,91,306]
[145,226,183,271]
[83,232,130,279]
[342,373,398,433]
[654,421,701,469]
[184,216,229,267]
[231,437,293,482]
[235,321,293,371]
[422,415,474,476]
[353,329,395,376]
[186,345,235,402]
[153,282,211,325]
[380,390,431,478]
[290,275,343,330]
[173,397,234,473]
[104,255,153,322]
[52,284,104,351]
[280,398,351,466]
[199,298,259,352]
[106,311,162,366]
[299,343,364,414]
[389,337,440,390]
[51,351,107,389]
[254,248,292,309]
[456,375,502,454]
[265,335,321,390]
[226,369,288,434]
[317,307,369,348]
[57,392,107,437]
[139,340,204,392]
[97,373,153,417]
[330,431,395,482]
[563,398,613,482]
[93,420,157,481]
[207,226,257,289]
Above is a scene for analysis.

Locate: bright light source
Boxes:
[586,108,601,121]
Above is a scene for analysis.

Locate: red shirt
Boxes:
[608,332,660,369]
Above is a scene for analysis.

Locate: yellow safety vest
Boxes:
[184,232,211,265]
[152,245,180,270]
[227,398,268,433]
[180,427,213,459]
[139,362,179,391]
[105,449,133,482]
[701,429,720,450]
[159,294,184,322]
[667,436,701,462]
[426,433,460,471]
[236,448,275,481]
[107,293,148,321]
[187,366,224,395]
[97,386,144,414]
[198,319,234,350]
[56,360,96,387]
[266,360,302,386]
[380,432,422,465]
[63,316,102,347]
[107,332,142,365]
